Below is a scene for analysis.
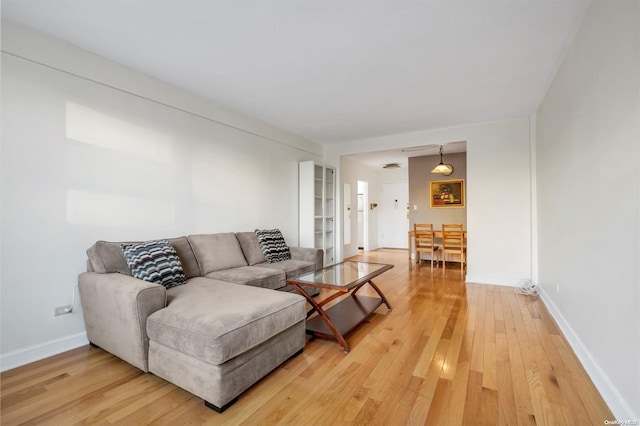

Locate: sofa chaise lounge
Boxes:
[78,231,322,412]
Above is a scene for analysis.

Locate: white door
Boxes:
[379,182,409,248]
[356,193,364,249]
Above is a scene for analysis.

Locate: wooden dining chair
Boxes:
[414,224,439,270]
[441,224,466,274]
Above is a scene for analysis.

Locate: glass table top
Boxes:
[290,261,393,290]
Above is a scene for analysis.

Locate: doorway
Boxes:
[357,180,369,251]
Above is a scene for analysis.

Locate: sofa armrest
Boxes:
[78,272,167,372]
[289,246,324,270]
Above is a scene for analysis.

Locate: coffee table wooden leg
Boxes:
[352,280,392,311]
[367,280,392,310]
[306,290,345,318]
[290,284,351,353]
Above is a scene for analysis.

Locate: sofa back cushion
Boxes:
[167,237,200,278]
[188,233,248,274]
[236,232,267,266]
[86,237,200,279]
[87,241,133,275]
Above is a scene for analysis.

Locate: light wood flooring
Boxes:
[1,249,613,425]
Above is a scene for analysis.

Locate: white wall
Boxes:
[0,22,323,370]
[327,117,532,286]
[536,0,639,419]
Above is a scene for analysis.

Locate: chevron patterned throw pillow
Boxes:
[255,229,291,263]
[122,240,186,289]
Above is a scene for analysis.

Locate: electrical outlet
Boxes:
[556,282,560,293]
[54,305,72,316]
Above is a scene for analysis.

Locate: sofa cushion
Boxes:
[206,266,285,290]
[122,240,186,289]
[188,233,248,274]
[147,277,306,365]
[255,229,291,263]
[256,259,315,279]
[86,241,133,275]
[86,238,197,277]
[236,232,267,266]
[167,237,200,279]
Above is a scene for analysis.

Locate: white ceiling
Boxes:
[2,0,589,145]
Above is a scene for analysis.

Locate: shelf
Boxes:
[306,295,383,338]
[300,161,335,266]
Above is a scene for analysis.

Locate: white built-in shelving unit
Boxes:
[299,161,335,265]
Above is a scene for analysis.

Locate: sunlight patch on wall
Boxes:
[66,102,171,164]
[66,189,174,229]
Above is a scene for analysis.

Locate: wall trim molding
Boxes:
[343,249,360,259]
[0,332,89,372]
[465,275,519,287]
[1,21,322,158]
[539,288,637,421]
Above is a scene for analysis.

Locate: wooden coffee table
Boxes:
[287,261,393,353]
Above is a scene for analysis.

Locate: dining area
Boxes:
[408,224,467,273]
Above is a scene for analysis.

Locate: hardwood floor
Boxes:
[1,249,613,425]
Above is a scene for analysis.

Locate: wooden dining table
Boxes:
[407,230,467,259]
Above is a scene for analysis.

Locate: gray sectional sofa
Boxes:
[78,231,322,412]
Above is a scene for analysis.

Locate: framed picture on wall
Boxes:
[430,179,465,208]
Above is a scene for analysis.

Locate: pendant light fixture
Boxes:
[431,145,454,176]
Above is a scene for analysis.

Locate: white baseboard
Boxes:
[465,275,519,287]
[0,332,89,372]
[539,288,637,421]
[343,249,360,259]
